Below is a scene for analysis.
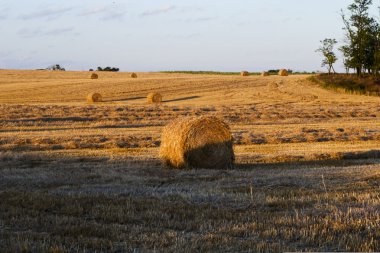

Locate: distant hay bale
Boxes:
[87,92,102,103]
[90,73,98,79]
[241,71,249,76]
[261,71,269,76]
[278,69,288,76]
[159,116,235,169]
[130,73,137,78]
[147,92,162,103]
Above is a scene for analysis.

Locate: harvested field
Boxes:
[1,69,380,252]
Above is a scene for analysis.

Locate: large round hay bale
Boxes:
[261,71,269,76]
[90,73,98,79]
[159,116,235,169]
[130,73,137,78]
[241,71,249,76]
[147,92,162,103]
[278,69,288,76]
[87,92,102,103]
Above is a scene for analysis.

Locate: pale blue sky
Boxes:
[0,0,378,72]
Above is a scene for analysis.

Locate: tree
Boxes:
[47,64,65,71]
[367,19,380,75]
[341,0,374,76]
[340,45,355,74]
[96,66,119,72]
[316,38,338,74]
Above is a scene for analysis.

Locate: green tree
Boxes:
[316,38,338,74]
[340,45,355,74]
[362,18,380,74]
[47,64,65,71]
[368,19,380,75]
[96,66,120,72]
[341,0,374,76]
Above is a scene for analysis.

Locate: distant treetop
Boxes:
[46,64,65,71]
[96,66,119,72]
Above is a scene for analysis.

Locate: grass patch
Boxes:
[2,156,380,252]
[309,74,380,96]
[0,160,380,252]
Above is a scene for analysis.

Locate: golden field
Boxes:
[1,69,380,252]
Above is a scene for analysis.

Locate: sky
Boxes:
[0,0,379,72]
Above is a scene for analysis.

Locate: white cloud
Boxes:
[179,6,203,13]
[0,6,10,19]
[44,27,75,36]
[185,16,217,23]
[18,27,76,38]
[140,5,176,16]
[19,6,73,20]
[79,5,126,21]
[79,7,108,16]
[101,11,126,21]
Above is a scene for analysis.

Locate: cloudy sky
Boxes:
[0,0,378,72]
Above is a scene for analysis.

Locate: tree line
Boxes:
[90,67,120,72]
[317,0,380,77]
[43,65,120,72]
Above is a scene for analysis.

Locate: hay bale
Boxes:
[147,92,162,103]
[87,92,102,103]
[159,116,235,169]
[261,71,269,76]
[241,71,249,76]
[278,69,288,76]
[130,73,137,78]
[90,73,98,79]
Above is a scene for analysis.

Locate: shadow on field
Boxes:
[1,117,96,123]
[164,96,200,102]
[0,124,163,133]
[158,150,380,171]
[339,149,380,160]
[2,147,380,171]
[235,158,380,171]
[235,150,380,169]
[106,96,145,102]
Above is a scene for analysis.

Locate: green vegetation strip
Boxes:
[308,74,380,96]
